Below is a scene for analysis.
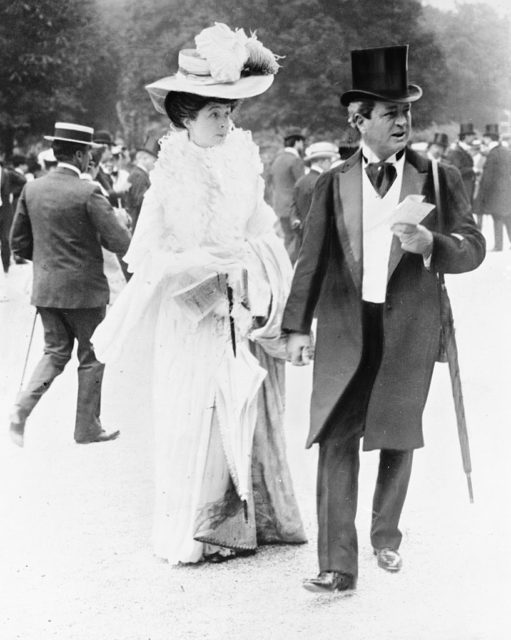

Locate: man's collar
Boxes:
[135,162,149,173]
[361,143,405,164]
[459,141,471,152]
[57,162,81,176]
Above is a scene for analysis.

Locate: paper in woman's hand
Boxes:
[172,272,229,323]
[390,195,436,227]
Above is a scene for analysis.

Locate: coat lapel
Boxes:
[333,151,363,293]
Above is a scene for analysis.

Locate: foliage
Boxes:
[0,0,119,153]
[1,0,510,155]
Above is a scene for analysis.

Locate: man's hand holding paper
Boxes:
[391,195,435,258]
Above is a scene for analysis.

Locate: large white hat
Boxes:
[44,122,101,146]
[146,23,279,115]
[304,141,340,164]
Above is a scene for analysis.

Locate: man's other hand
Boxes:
[391,223,433,258]
[286,332,314,366]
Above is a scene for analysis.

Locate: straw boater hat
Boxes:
[44,122,100,146]
[304,141,340,164]
[340,45,422,106]
[145,22,280,115]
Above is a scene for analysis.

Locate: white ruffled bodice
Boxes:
[125,126,275,271]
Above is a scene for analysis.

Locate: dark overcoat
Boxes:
[282,148,485,451]
[474,144,511,218]
[125,165,151,231]
[268,150,305,219]
[445,144,475,203]
[291,168,321,227]
[10,167,131,308]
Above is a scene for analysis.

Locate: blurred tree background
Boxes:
[0,0,510,157]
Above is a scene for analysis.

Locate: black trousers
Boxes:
[14,306,106,441]
[316,302,413,578]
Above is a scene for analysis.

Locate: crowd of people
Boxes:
[1,25,500,595]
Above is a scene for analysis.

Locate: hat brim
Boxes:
[44,135,102,148]
[305,153,340,164]
[145,74,274,115]
[340,84,422,106]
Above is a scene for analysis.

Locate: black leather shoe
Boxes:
[303,571,356,593]
[9,421,25,447]
[75,429,120,444]
[374,548,402,572]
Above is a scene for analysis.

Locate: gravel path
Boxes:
[1,231,510,639]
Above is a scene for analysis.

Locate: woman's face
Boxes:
[184,102,232,148]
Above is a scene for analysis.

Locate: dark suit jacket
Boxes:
[291,168,321,227]
[125,165,150,231]
[10,167,131,308]
[268,150,305,218]
[282,148,485,451]
[474,144,511,218]
[0,166,26,222]
[445,144,475,203]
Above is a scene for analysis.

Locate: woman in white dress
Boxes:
[93,23,306,564]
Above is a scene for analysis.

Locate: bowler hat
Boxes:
[484,124,499,137]
[44,122,99,146]
[340,45,422,106]
[459,123,475,136]
[432,132,449,148]
[136,136,160,158]
[93,130,114,146]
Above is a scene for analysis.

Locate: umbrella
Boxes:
[214,343,267,519]
[439,277,474,503]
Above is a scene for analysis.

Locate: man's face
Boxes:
[357,101,411,159]
[76,147,91,173]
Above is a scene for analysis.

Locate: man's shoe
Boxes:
[9,421,25,447]
[302,571,356,593]
[75,429,120,444]
[374,548,402,572]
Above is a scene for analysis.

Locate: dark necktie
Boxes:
[365,161,397,197]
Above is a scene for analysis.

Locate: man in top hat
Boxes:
[125,136,159,233]
[282,45,485,593]
[445,123,477,204]
[290,141,339,261]
[268,128,306,261]
[8,122,131,447]
[427,132,449,161]
[475,124,511,250]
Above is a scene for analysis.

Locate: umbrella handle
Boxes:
[466,474,474,504]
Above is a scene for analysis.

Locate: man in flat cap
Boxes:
[282,45,485,593]
[9,122,131,447]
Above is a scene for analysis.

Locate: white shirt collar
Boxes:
[57,162,81,176]
[361,143,405,167]
[284,146,300,158]
[487,140,499,151]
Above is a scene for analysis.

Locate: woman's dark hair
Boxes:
[52,140,88,163]
[164,91,238,129]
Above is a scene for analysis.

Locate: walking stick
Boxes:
[433,160,474,503]
[19,309,38,391]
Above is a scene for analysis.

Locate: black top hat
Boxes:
[432,132,449,148]
[340,45,422,106]
[484,124,499,137]
[459,123,475,136]
[284,127,305,141]
[93,130,114,146]
[136,136,160,158]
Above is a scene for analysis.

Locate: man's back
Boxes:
[12,167,131,308]
[269,150,304,218]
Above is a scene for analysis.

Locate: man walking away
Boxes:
[9,122,131,447]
